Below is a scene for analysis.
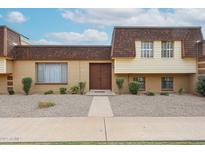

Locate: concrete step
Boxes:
[86,90,115,96]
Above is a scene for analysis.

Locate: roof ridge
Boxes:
[15,45,112,48]
[114,26,202,29]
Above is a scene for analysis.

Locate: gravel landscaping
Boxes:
[109,94,205,117]
[0,95,93,117]
[1,94,205,117]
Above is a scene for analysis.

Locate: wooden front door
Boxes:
[89,63,111,90]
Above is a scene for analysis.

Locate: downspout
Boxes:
[195,40,201,94]
[196,40,201,76]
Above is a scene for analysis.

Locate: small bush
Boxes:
[178,88,184,95]
[145,91,155,96]
[160,92,169,96]
[70,85,79,94]
[38,101,55,109]
[59,88,67,94]
[116,78,124,94]
[79,81,86,95]
[22,77,32,95]
[8,90,15,95]
[129,81,140,94]
[44,90,54,95]
[197,76,205,96]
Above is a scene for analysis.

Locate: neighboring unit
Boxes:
[0,25,205,94]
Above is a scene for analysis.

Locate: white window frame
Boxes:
[36,63,68,84]
[161,41,174,58]
[141,41,154,58]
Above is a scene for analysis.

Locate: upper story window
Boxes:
[141,41,153,58]
[161,41,174,58]
[36,63,67,84]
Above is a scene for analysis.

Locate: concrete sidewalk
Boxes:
[0,117,205,142]
[88,96,113,117]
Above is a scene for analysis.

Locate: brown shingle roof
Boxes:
[111,26,203,58]
[14,45,111,60]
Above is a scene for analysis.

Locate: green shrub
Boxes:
[197,76,205,96]
[44,90,54,95]
[70,85,79,94]
[79,81,86,95]
[145,91,155,96]
[59,88,67,94]
[22,77,32,95]
[129,81,140,94]
[38,101,55,109]
[116,78,124,94]
[160,92,169,96]
[8,90,15,95]
[178,88,184,95]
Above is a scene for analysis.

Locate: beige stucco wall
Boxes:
[114,41,197,74]
[113,74,193,94]
[13,60,112,94]
[6,60,13,73]
[0,75,7,94]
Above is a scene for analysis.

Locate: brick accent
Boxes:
[7,74,13,92]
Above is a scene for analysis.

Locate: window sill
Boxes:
[161,57,174,59]
[161,89,173,91]
[35,83,68,85]
[138,89,145,91]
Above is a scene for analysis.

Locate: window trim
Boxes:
[161,77,174,91]
[133,76,146,91]
[35,62,68,85]
[161,41,174,58]
[141,41,154,58]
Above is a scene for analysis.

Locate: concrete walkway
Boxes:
[88,96,113,117]
[0,117,205,142]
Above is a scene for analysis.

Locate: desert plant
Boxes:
[59,88,67,94]
[70,85,79,94]
[38,101,55,109]
[44,90,54,95]
[22,77,32,95]
[8,90,15,95]
[160,92,169,96]
[197,76,205,96]
[79,81,86,95]
[129,81,140,94]
[116,78,124,94]
[178,88,184,95]
[145,91,155,96]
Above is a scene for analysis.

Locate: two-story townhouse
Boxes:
[112,27,204,93]
[0,25,205,94]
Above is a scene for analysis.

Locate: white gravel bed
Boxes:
[109,94,205,117]
[0,95,93,117]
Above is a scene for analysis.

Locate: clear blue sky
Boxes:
[0,8,204,45]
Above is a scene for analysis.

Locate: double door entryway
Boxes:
[89,63,112,90]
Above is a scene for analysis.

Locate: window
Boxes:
[161,41,174,58]
[133,77,145,91]
[37,63,67,83]
[141,41,153,58]
[161,77,173,90]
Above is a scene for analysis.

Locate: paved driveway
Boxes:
[109,94,205,117]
